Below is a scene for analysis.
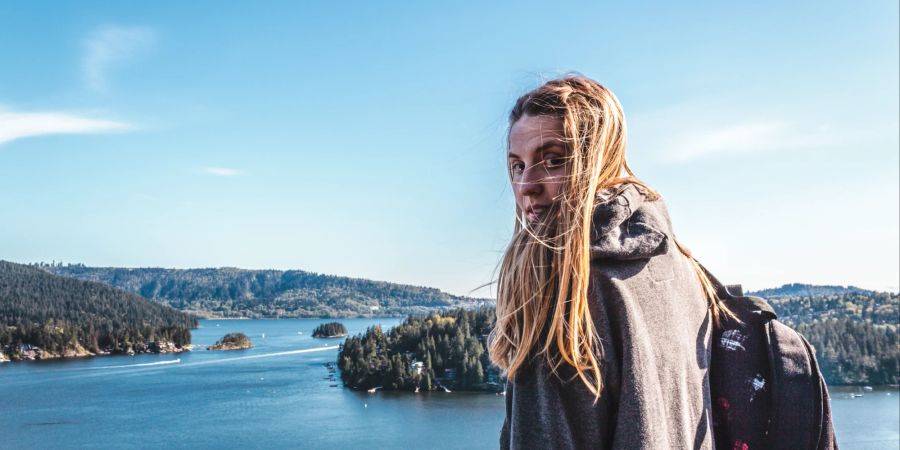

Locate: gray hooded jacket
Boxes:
[500,183,714,450]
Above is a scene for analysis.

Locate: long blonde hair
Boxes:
[488,76,729,400]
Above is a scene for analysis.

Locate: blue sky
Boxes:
[1,1,897,295]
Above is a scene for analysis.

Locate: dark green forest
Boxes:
[42,263,485,318]
[312,322,348,338]
[797,319,898,385]
[0,261,197,360]
[338,307,499,392]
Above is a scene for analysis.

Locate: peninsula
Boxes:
[338,307,502,393]
[0,260,197,362]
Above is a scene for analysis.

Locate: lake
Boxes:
[1,319,896,449]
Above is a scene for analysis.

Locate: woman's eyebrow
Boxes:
[508,141,564,159]
[537,141,564,153]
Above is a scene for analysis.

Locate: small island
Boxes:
[207,332,252,351]
[312,322,348,338]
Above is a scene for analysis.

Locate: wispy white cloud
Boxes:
[0,108,132,145]
[657,119,808,162]
[629,102,862,162]
[83,25,157,92]
[204,167,243,177]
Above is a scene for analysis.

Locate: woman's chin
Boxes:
[525,211,556,228]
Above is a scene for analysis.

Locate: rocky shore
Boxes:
[0,341,191,362]
[207,332,253,351]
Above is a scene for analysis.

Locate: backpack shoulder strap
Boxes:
[766,321,826,449]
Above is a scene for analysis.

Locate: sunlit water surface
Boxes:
[1,319,896,449]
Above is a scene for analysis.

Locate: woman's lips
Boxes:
[526,205,548,222]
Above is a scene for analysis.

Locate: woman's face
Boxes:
[508,114,569,223]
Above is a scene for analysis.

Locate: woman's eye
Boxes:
[510,161,525,173]
[544,156,566,168]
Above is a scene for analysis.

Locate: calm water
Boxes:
[1,319,896,449]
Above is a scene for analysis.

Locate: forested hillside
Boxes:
[749,283,875,299]
[753,285,899,385]
[42,263,485,318]
[0,261,197,361]
[796,319,897,385]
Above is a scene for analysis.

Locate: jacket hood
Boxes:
[590,183,673,261]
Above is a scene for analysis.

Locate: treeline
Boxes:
[757,286,899,385]
[338,290,898,390]
[762,289,898,325]
[0,261,197,358]
[796,318,898,385]
[312,322,347,338]
[338,307,499,392]
[749,283,874,299]
[41,264,486,318]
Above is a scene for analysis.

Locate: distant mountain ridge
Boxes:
[41,263,488,319]
[748,283,875,298]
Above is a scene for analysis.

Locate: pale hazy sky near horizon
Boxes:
[1,1,898,296]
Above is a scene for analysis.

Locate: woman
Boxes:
[490,76,729,449]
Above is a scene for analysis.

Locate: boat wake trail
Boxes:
[92,358,181,370]
[59,346,338,376]
[181,346,339,368]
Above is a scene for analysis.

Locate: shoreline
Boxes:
[200,316,408,320]
[0,343,192,363]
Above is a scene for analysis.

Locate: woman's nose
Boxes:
[518,165,544,196]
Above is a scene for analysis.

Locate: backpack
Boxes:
[698,262,838,450]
